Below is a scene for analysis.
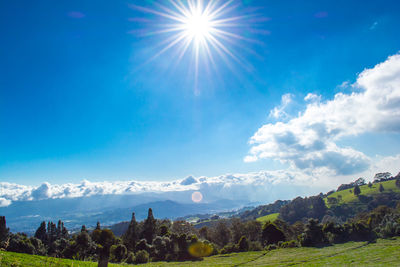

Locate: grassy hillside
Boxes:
[326,179,400,207]
[256,212,279,223]
[1,237,399,266]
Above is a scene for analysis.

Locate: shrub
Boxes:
[265,244,277,251]
[135,250,149,264]
[261,222,285,245]
[220,243,238,254]
[279,240,298,248]
[249,241,263,251]
[237,236,249,252]
[125,252,135,264]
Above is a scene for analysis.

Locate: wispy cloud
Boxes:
[246,53,400,175]
[269,93,294,119]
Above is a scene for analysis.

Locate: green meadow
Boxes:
[1,237,400,266]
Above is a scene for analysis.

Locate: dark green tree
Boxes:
[34,222,47,244]
[210,221,231,247]
[123,212,138,252]
[300,219,327,247]
[395,178,400,189]
[96,229,117,267]
[354,185,361,196]
[237,236,249,252]
[261,222,285,245]
[142,208,156,244]
[110,244,128,263]
[0,216,9,245]
[379,183,384,192]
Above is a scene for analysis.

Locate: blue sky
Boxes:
[1,0,400,187]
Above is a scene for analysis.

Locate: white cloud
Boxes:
[269,93,294,119]
[0,153,399,205]
[246,53,400,175]
[0,197,12,207]
[304,93,321,102]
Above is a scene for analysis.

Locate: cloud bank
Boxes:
[1,152,399,208]
[246,54,400,175]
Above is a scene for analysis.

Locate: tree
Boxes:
[210,221,231,247]
[300,219,327,247]
[374,172,392,182]
[75,230,93,260]
[96,229,116,267]
[34,222,47,244]
[237,236,249,252]
[110,244,128,263]
[243,220,262,242]
[379,183,385,192]
[231,218,245,243]
[354,185,361,196]
[395,178,400,189]
[123,212,139,252]
[135,250,149,264]
[261,222,285,245]
[142,208,156,244]
[199,226,209,240]
[368,182,373,188]
[0,216,9,243]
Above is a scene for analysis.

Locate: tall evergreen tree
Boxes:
[396,178,400,189]
[142,208,156,244]
[379,183,385,192]
[0,216,9,244]
[354,185,361,196]
[34,221,47,243]
[123,212,139,252]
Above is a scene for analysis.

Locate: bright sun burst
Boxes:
[132,0,256,93]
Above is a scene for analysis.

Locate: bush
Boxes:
[265,244,277,251]
[376,214,400,238]
[220,243,238,254]
[249,241,263,251]
[279,240,298,248]
[237,236,249,252]
[261,222,285,245]
[125,252,135,264]
[135,250,149,264]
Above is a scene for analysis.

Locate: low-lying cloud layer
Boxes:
[1,153,400,207]
[245,54,400,175]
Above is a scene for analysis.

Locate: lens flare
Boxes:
[191,191,203,203]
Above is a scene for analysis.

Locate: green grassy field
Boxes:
[1,237,399,266]
[256,213,279,223]
[326,179,400,207]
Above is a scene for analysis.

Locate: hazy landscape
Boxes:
[1,0,400,266]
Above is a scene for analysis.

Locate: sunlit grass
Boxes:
[326,180,400,207]
[1,237,399,266]
[256,212,279,224]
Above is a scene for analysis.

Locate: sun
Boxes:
[183,10,212,42]
[130,0,257,93]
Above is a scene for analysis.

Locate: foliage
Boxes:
[299,219,328,247]
[135,250,149,264]
[279,196,327,224]
[261,222,285,245]
[354,185,361,196]
[122,212,138,252]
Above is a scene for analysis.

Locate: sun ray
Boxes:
[130,0,260,93]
